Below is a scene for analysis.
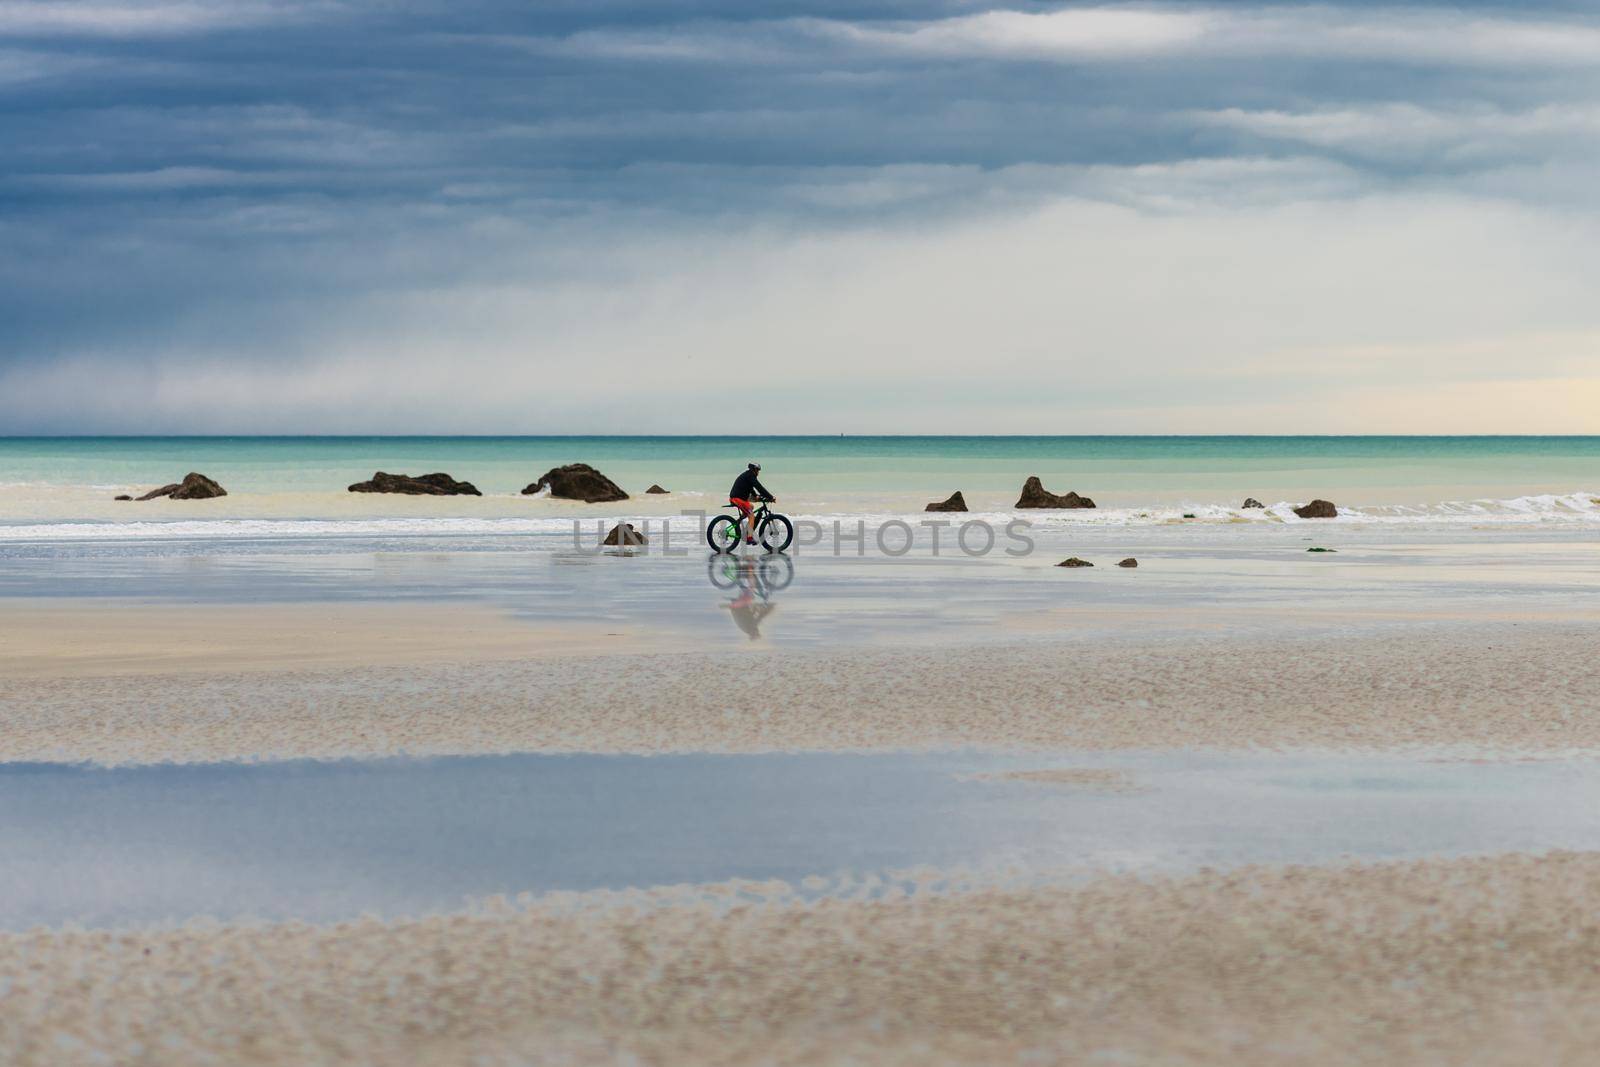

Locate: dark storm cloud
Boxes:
[2,1,1599,431]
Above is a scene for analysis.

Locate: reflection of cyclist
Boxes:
[728,462,775,547]
[723,558,777,639]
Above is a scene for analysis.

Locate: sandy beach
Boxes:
[3,605,1596,764]
[4,482,1599,1064]
[7,562,1599,1064]
[0,598,687,680]
[7,851,1600,1066]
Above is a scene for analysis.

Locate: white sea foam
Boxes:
[1000,491,1600,528]
[0,491,1594,541]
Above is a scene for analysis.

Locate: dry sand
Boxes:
[6,851,1600,1066]
[3,619,1596,763]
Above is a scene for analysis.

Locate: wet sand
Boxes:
[4,850,1599,1066]
[6,573,1598,1065]
[3,615,1596,763]
[0,598,686,679]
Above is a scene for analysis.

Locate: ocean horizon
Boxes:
[3,435,1597,526]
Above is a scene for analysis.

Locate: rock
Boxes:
[113,494,133,501]
[1057,557,1094,568]
[133,473,228,500]
[347,472,481,496]
[602,522,648,546]
[1307,547,1336,553]
[522,463,629,503]
[1182,513,1197,519]
[135,483,181,501]
[1117,557,1138,568]
[1016,477,1095,509]
[645,484,669,494]
[925,491,968,513]
[1241,498,1265,509]
[167,472,228,500]
[1293,499,1338,519]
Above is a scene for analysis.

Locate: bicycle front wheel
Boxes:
[758,554,795,591]
[706,515,742,553]
[758,513,794,553]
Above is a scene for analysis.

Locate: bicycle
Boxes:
[707,498,795,553]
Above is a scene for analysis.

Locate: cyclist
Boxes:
[728,462,775,546]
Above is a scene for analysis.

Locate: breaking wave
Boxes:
[0,491,1597,542]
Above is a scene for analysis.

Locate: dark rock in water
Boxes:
[135,483,181,501]
[602,522,648,546]
[348,471,481,496]
[134,473,227,501]
[1306,547,1336,553]
[168,472,228,500]
[925,491,968,513]
[1016,477,1095,509]
[1182,513,1197,519]
[1293,499,1338,519]
[1117,557,1138,568]
[645,484,670,494]
[522,463,629,503]
[1057,557,1094,568]
[113,494,133,501]
[1241,498,1265,509]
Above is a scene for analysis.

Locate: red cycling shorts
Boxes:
[730,498,753,519]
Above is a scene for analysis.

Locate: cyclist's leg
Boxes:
[731,498,754,544]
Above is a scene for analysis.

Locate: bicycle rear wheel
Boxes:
[706,514,742,553]
[758,513,794,553]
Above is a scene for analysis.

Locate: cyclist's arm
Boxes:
[752,477,774,501]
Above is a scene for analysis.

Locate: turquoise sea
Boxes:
[1,436,1597,526]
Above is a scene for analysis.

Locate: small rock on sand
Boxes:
[1241,498,1265,509]
[1294,499,1338,519]
[1117,558,1138,567]
[113,494,133,501]
[925,491,968,512]
[602,523,648,546]
[1016,477,1095,509]
[645,485,669,494]
[1057,557,1094,568]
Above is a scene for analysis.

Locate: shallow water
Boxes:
[5,751,1599,929]
[1,527,1595,650]
[2,434,1598,521]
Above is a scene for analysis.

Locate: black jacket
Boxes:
[730,469,772,501]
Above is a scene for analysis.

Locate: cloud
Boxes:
[0,0,324,37]
[521,5,1600,68]
[1195,103,1600,160]
[3,0,1600,433]
[4,187,1598,434]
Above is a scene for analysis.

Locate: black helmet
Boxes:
[748,462,761,471]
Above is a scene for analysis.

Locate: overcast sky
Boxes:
[3,0,1599,434]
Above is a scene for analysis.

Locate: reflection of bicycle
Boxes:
[707,498,795,553]
[707,554,792,640]
[707,553,794,594]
